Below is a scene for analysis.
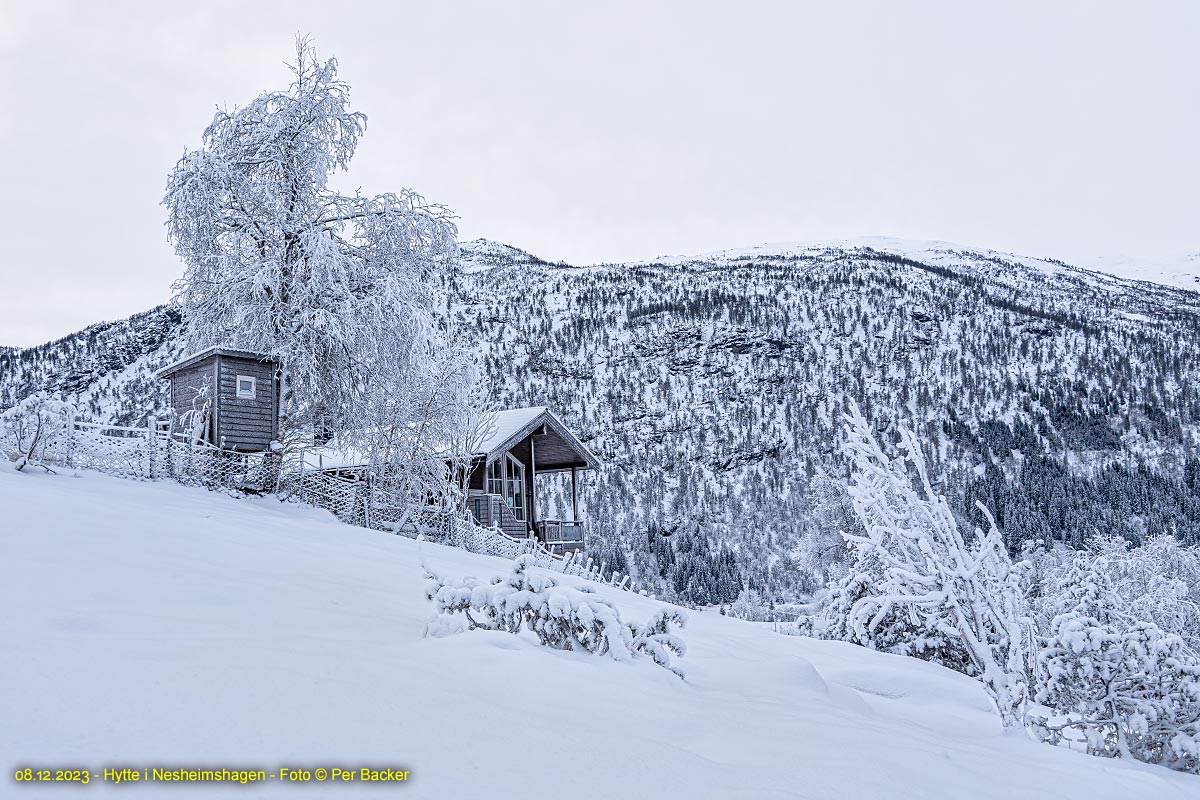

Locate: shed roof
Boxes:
[156,347,279,380]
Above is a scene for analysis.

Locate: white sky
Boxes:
[0,1,1197,347]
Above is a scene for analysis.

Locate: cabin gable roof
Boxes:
[478,407,600,470]
[155,347,279,380]
[302,406,599,472]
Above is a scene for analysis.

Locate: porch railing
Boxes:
[535,519,586,553]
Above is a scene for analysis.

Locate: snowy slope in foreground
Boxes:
[2,470,1196,800]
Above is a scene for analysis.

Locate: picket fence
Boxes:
[4,417,639,593]
[284,464,636,590]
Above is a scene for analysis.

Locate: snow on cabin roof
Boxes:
[155,347,279,379]
[477,406,600,467]
[303,406,600,472]
[476,406,549,454]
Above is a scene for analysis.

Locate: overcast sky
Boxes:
[0,2,1196,346]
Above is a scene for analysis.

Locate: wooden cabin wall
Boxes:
[215,356,277,452]
[169,362,217,443]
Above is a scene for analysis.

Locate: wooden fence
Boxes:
[3,417,640,594]
[283,464,636,590]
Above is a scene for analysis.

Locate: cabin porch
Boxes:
[464,407,598,555]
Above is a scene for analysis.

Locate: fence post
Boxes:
[66,415,77,469]
[163,419,172,479]
[146,416,157,480]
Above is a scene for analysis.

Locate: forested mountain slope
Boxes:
[3,238,1198,603]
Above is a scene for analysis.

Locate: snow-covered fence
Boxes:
[5,414,639,595]
[279,460,635,590]
[1,414,277,492]
[288,468,367,522]
[281,461,636,591]
[68,421,156,480]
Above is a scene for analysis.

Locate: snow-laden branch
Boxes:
[822,401,1032,728]
[425,555,688,678]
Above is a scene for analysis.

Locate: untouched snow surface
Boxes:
[3,467,1198,799]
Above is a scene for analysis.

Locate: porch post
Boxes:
[571,466,578,522]
[529,436,537,528]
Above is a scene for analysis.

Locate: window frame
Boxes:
[486,458,503,496]
[505,453,525,521]
[235,375,257,400]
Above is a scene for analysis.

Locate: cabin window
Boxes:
[505,453,525,521]
[236,376,257,399]
[487,459,503,496]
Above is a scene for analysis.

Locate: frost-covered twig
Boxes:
[822,401,1031,728]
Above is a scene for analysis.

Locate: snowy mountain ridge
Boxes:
[455,238,546,272]
[466,235,1200,296]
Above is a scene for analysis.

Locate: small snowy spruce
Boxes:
[425,555,687,678]
[818,547,976,675]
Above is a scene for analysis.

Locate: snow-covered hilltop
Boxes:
[2,237,1198,604]
[2,466,1196,799]
[456,238,547,272]
[1077,251,1200,292]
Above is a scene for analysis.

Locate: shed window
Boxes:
[236,376,257,399]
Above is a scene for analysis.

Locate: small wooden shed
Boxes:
[155,347,281,452]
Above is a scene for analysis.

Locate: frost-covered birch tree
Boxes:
[163,38,479,506]
[829,402,1033,728]
[0,392,76,472]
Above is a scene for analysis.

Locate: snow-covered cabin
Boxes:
[156,348,281,453]
[306,407,600,554]
[464,407,600,553]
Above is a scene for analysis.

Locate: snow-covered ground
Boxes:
[3,467,1197,799]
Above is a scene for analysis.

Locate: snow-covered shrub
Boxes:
[1091,534,1200,656]
[629,608,688,679]
[824,403,1032,727]
[727,588,775,622]
[817,548,976,675]
[1029,555,1200,772]
[1034,617,1200,771]
[0,393,76,472]
[1026,538,1200,658]
[425,555,687,678]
